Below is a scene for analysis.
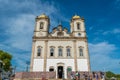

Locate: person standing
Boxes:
[62,71,64,80]
[75,71,79,80]
[70,72,74,80]
[95,73,98,80]
[78,72,80,80]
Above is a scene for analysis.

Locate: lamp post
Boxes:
[26,61,30,72]
[14,66,16,74]
[103,68,106,80]
[0,60,3,80]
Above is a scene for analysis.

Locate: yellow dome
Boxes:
[72,15,80,19]
[38,13,48,18]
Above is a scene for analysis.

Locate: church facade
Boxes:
[30,14,91,78]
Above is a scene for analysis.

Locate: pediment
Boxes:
[50,25,70,37]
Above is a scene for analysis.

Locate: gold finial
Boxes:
[58,21,62,25]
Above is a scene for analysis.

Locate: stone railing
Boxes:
[14,72,56,80]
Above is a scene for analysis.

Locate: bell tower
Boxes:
[70,15,86,37]
[34,13,50,37]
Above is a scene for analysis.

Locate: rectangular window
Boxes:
[58,48,62,56]
[50,48,54,56]
[79,48,83,56]
[77,23,80,30]
[37,47,41,56]
[40,22,44,29]
[67,48,71,56]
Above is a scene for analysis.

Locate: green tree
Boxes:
[115,74,120,78]
[106,71,115,78]
[0,50,12,71]
[106,71,120,79]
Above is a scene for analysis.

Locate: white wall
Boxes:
[77,59,88,71]
[33,59,88,78]
[33,59,44,71]
[46,59,75,78]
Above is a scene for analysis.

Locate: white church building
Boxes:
[30,14,91,79]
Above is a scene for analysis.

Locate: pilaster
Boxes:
[73,40,78,71]
[30,41,36,71]
[43,40,48,72]
[85,40,91,71]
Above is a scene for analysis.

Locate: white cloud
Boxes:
[102,31,110,35]
[3,14,35,51]
[0,44,11,50]
[0,0,69,51]
[89,42,120,73]
[113,28,120,34]
[101,28,120,35]
[90,53,120,73]
[89,42,116,54]
[88,26,93,31]
[0,0,69,72]
[1,0,61,50]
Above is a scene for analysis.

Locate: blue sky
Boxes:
[0,0,120,73]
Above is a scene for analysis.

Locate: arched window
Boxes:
[79,48,83,56]
[67,48,71,56]
[49,66,54,72]
[50,48,54,56]
[40,22,44,29]
[49,68,54,72]
[67,66,72,76]
[67,67,72,72]
[77,23,80,30]
[37,47,41,56]
[58,47,62,56]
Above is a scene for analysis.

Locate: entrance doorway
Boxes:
[57,66,63,78]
